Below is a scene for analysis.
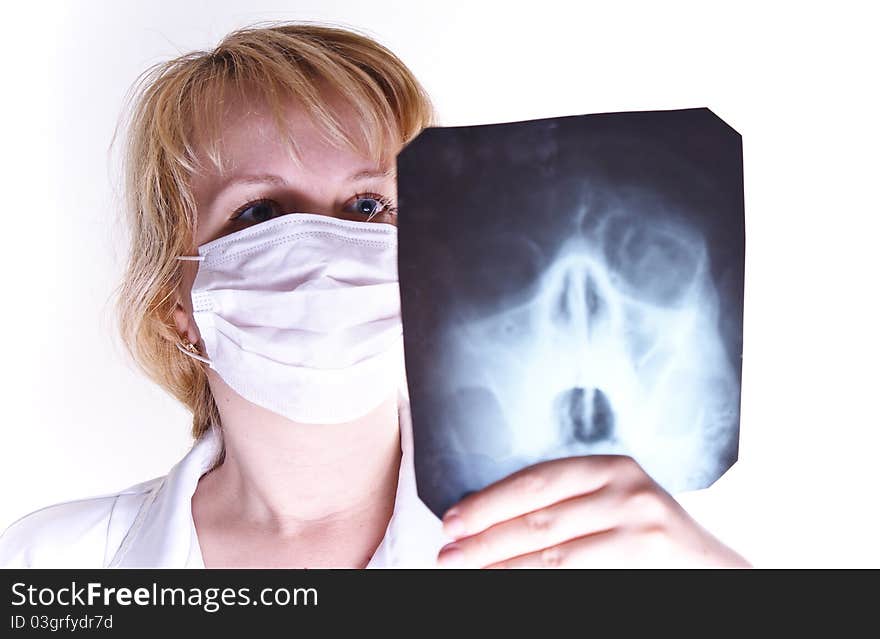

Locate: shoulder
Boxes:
[0,477,163,568]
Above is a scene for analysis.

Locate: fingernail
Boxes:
[442,510,465,538]
[437,543,464,567]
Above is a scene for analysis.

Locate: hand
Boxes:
[436,455,750,568]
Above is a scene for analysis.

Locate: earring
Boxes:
[180,338,201,355]
[176,337,212,365]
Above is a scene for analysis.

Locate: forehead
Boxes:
[192,88,377,180]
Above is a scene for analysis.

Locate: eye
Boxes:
[346,192,398,221]
[231,199,284,224]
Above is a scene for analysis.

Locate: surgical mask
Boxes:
[176,213,405,424]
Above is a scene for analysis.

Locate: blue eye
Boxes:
[349,192,398,220]
[232,199,283,224]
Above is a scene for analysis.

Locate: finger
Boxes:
[437,486,623,568]
[443,455,636,539]
[484,528,636,568]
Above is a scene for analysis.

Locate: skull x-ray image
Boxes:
[397,107,744,517]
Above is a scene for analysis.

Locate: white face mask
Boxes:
[176,213,405,424]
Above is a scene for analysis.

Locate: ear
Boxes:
[174,260,203,347]
[173,301,201,346]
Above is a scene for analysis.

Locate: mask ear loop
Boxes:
[176,341,213,366]
[175,254,211,366]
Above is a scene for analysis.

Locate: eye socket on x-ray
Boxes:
[603,217,704,307]
[458,232,544,304]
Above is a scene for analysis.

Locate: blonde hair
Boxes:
[114,22,437,445]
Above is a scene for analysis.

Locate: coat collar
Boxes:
[110,380,448,568]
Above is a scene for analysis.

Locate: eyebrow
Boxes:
[223,174,288,187]
[221,167,396,188]
[348,167,397,181]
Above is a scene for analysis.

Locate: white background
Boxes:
[1,1,877,567]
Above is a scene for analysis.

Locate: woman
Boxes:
[0,22,749,568]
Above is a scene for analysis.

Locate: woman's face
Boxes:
[175,89,398,345]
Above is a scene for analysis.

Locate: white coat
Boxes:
[0,385,450,568]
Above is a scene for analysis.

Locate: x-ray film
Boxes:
[397,108,744,517]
